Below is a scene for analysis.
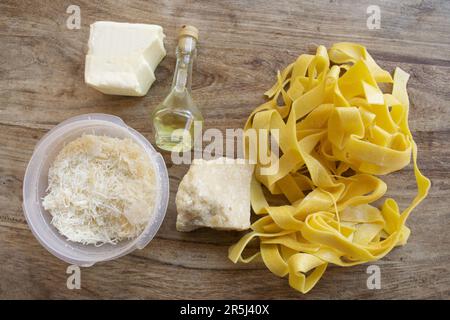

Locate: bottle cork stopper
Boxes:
[178,25,199,41]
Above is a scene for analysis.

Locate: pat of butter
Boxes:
[85,54,156,96]
[85,21,166,96]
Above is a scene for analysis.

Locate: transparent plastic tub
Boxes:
[23,113,169,266]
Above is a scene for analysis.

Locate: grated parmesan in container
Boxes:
[23,114,169,266]
[42,134,157,246]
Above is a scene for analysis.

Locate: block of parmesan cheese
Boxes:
[176,157,255,232]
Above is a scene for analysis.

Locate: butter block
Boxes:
[85,54,155,96]
[85,21,166,96]
[87,21,165,58]
[176,157,255,232]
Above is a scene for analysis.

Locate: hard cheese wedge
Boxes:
[176,157,255,232]
[85,21,166,96]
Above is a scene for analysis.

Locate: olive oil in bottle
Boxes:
[151,25,203,152]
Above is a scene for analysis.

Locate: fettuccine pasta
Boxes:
[228,43,431,293]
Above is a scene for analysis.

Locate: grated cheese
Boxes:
[42,134,156,245]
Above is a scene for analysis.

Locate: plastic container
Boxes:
[23,113,169,266]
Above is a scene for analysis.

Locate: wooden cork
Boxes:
[178,25,199,41]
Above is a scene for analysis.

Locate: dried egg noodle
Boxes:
[228,43,431,293]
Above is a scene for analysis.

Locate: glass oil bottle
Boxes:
[151,25,203,152]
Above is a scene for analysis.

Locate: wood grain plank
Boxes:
[0,0,449,299]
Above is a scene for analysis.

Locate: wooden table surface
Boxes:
[1,0,449,299]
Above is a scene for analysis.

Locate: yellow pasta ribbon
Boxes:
[228,43,431,293]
